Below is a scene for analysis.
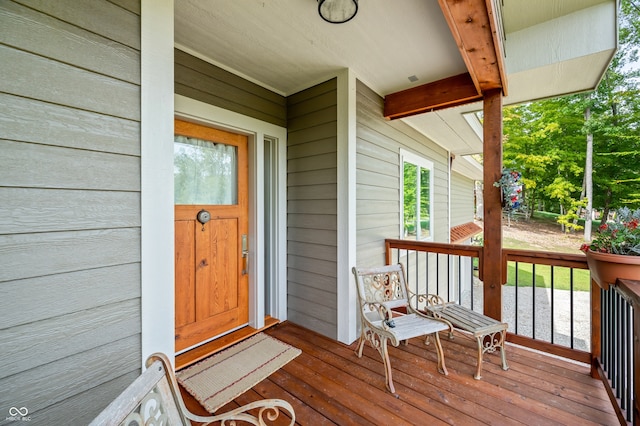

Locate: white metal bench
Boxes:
[352,264,452,393]
[89,352,295,426]
[424,297,509,379]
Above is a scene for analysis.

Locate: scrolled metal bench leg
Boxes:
[433,332,449,376]
[378,337,396,393]
[355,331,366,358]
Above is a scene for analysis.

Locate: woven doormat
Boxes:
[176,333,301,413]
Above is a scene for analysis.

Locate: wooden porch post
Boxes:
[482,88,503,321]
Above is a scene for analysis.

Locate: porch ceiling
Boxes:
[175,0,616,157]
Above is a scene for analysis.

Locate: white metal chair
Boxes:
[89,352,295,426]
[352,264,452,393]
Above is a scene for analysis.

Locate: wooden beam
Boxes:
[438,0,507,94]
[383,73,482,120]
[482,88,503,321]
[383,0,506,120]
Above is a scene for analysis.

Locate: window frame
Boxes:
[400,149,435,241]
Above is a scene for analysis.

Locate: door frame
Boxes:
[174,94,288,334]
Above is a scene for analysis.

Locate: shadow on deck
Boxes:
[181,321,617,425]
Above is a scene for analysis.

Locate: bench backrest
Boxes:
[352,264,409,311]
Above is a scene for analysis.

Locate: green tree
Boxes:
[503,96,587,219]
[502,0,640,229]
[587,0,640,218]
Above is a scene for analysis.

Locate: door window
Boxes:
[174,135,238,205]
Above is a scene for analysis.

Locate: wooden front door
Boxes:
[174,119,249,352]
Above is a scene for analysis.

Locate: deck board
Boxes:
[179,321,618,425]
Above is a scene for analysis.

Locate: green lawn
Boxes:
[505,262,591,291]
[490,211,594,291]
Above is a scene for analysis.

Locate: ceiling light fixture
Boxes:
[318,0,358,24]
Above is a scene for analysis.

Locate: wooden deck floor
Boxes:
[180,321,619,425]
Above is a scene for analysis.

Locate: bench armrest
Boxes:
[362,301,400,330]
[407,292,453,312]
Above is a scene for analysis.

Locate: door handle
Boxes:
[242,250,249,275]
[241,234,249,275]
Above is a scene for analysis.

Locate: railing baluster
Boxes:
[619,305,629,410]
[414,250,420,294]
[436,253,440,297]
[457,255,461,305]
[470,257,475,311]
[447,254,451,302]
[570,269,574,349]
[551,265,555,345]
[515,261,519,334]
[532,263,536,340]
[614,291,619,392]
[425,251,429,295]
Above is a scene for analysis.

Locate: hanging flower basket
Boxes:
[493,169,523,211]
[584,250,640,289]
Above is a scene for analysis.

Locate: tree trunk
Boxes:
[584,106,593,241]
[601,187,613,224]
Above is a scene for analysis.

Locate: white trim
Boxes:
[336,69,357,344]
[275,135,288,320]
[448,149,451,243]
[174,95,289,325]
[141,0,175,368]
[399,149,435,242]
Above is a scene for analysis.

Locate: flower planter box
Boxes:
[585,250,640,290]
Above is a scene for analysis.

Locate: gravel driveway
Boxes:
[465,278,591,351]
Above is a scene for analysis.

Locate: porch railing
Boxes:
[385,239,483,311]
[384,238,637,425]
[501,249,591,363]
[597,279,638,424]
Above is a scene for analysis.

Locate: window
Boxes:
[401,150,434,240]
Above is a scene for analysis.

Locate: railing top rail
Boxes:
[502,248,588,270]
[385,239,483,257]
[616,279,640,307]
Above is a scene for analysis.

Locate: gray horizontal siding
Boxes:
[1,299,141,379]
[0,0,141,422]
[287,79,338,339]
[355,79,449,267]
[0,228,140,283]
[1,263,140,329]
[0,188,140,234]
[0,335,141,423]
[175,49,286,127]
[451,172,475,228]
[1,1,140,84]
[12,0,141,49]
[33,372,140,425]
[1,140,140,191]
[0,93,140,156]
[0,45,140,121]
